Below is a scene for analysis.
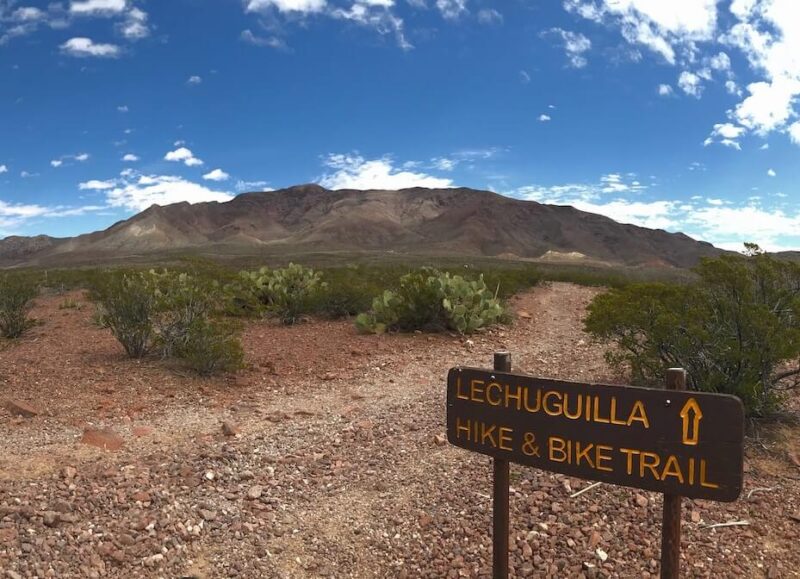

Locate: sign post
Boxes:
[492,352,511,579]
[446,358,745,577]
[660,368,686,579]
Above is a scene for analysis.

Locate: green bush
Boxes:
[89,269,244,374]
[356,268,505,334]
[240,263,326,324]
[175,318,244,375]
[0,274,38,338]
[584,246,800,417]
[89,272,157,358]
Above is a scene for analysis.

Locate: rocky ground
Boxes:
[1,283,799,578]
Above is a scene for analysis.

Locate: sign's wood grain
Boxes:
[446,367,744,502]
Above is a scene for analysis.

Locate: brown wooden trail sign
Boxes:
[446,356,745,579]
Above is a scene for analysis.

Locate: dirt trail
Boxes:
[1,283,799,578]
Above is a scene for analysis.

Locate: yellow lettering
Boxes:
[486,382,502,406]
[480,423,497,447]
[627,401,650,428]
[639,452,661,480]
[523,387,541,413]
[499,427,513,451]
[543,391,562,416]
[575,442,595,469]
[564,393,583,420]
[596,445,613,472]
[660,455,684,483]
[505,384,523,411]
[688,458,696,486]
[549,437,569,463]
[456,417,470,440]
[593,396,610,423]
[609,397,627,425]
[456,376,469,400]
[700,460,719,489]
[470,379,485,403]
[620,448,639,475]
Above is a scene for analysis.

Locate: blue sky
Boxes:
[1,0,799,251]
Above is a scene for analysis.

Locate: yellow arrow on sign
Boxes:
[680,398,703,445]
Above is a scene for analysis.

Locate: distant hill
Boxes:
[0,185,724,268]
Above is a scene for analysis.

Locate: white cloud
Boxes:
[164,147,203,167]
[708,51,731,71]
[102,172,233,212]
[235,180,271,192]
[79,179,116,190]
[704,122,747,149]
[760,143,770,149]
[245,0,327,14]
[240,29,287,50]
[432,158,457,171]
[50,153,91,167]
[685,205,800,251]
[658,83,674,96]
[122,153,139,162]
[117,104,129,112]
[706,198,725,205]
[788,121,800,145]
[331,0,411,50]
[120,7,149,39]
[436,0,468,20]
[60,37,120,58]
[519,70,531,84]
[678,71,703,97]
[70,0,127,15]
[565,0,800,147]
[477,8,502,25]
[564,0,719,65]
[767,168,776,176]
[203,168,230,181]
[0,165,7,174]
[538,114,551,122]
[318,153,454,190]
[547,28,592,68]
[187,75,202,85]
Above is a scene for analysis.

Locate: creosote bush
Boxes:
[0,274,38,339]
[355,268,505,334]
[584,245,800,417]
[89,269,243,374]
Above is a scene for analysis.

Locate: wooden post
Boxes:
[493,352,511,579]
[661,368,686,579]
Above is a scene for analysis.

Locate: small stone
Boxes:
[199,509,217,522]
[221,421,240,437]
[589,530,602,548]
[42,512,58,527]
[6,570,24,579]
[5,399,40,418]
[691,510,702,523]
[322,373,336,381]
[247,485,264,500]
[418,514,433,528]
[596,548,608,562]
[518,310,532,319]
[635,494,649,508]
[132,426,153,437]
[63,465,78,479]
[80,427,124,451]
[204,471,215,481]
[433,434,446,446]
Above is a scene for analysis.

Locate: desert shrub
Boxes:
[89,269,244,374]
[149,270,220,358]
[89,272,157,358]
[584,246,800,417]
[0,274,38,338]
[175,318,244,375]
[240,263,326,324]
[356,268,505,334]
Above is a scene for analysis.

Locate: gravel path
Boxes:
[1,283,799,578]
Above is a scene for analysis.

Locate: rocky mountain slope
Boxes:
[0,185,722,267]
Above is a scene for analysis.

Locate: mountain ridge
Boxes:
[0,185,723,268]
